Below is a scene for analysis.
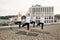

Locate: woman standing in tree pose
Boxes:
[15,12,22,29]
[37,13,45,30]
[30,14,36,27]
[22,12,31,34]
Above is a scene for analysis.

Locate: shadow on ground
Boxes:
[16,29,50,36]
[30,29,50,34]
[16,30,38,36]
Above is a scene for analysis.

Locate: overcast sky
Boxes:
[0,0,60,16]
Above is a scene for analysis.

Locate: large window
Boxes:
[47,8,49,12]
[50,7,53,12]
[40,8,42,12]
[36,16,40,19]
[35,8,40,12]
[36,20,40,23]
[49,16,53,19]
[32,8,35,13]
[42,8,44,12]
[45,8,47,12]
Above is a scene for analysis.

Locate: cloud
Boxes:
[0,0,60,16]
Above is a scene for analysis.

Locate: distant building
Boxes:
[29,5,54,24]
[54,14,60,23]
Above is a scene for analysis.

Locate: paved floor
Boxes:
[0,24,60,40]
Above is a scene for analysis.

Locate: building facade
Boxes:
[29,5,54,24]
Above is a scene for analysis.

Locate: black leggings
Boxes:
[37,23,44,30]
[22,23,29,30]
[30,21,35,27]
[15,21,21,29]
